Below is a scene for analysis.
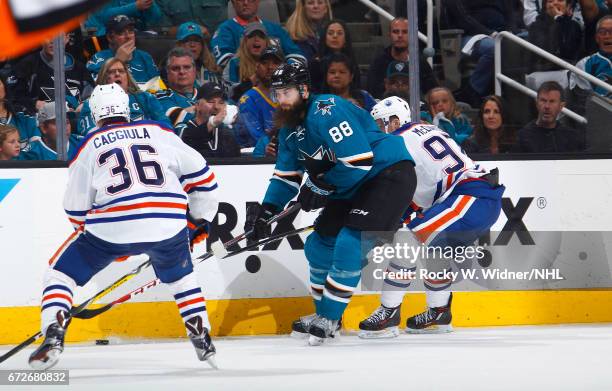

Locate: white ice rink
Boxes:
[1,324,611,391]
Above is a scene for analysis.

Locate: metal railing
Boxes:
[357,0,433,66]
[494,31,612,125]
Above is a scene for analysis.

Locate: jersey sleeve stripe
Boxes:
[183,173,215,192]
[179,166,210,182]
[187,183,218,193]
[65,209,88,216]
[271,175,301,190]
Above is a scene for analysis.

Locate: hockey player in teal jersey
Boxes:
[244,62,417,345]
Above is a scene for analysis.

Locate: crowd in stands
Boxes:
[1,0,611,162]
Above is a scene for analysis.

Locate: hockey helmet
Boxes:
[89,83,130,125]
[271,61,311,91]
[370,96,411,132]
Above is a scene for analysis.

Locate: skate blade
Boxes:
[405,324,453,334]
[29,349,61,370]
[205,354,219,370]
[308,335,325,346]
[290,330,310,339]
[358,326,400,339]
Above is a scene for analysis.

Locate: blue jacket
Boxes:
[211,17,306,67]
[235,87,277,147]
[87,49,159,85]
[84,0,162,36]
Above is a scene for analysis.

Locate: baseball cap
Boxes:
[259,45,284,62]
[106,15,135,34]
[243,22,267,37]
[386,61,410,78]
[177,22,203,41]
[198,82,225,100]
[37,101,58,123]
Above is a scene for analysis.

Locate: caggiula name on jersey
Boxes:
[93,128,151,149]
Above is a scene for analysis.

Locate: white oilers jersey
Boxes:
[64,120,218,244]
[394,122,486,211]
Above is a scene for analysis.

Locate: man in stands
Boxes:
[518,81,584,152]
[211,0,305,68]
[87,15,159,87]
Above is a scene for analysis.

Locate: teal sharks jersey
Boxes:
[263,94,412,208]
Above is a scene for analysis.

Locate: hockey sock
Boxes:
[380,260,416,308]
[40,269,77,335]
[166,272,210,329]
[426,290,451,308]
[305,232,335,313]
[318,227,365,320]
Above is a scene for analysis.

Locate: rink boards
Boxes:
[1,159,612,343]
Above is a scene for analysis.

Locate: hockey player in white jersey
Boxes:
[359,97,505,338]
[29,84,219,369]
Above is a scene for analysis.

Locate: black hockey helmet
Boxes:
[271,61,311,90]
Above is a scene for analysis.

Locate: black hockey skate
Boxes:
[185,316,217,369]
[308,315,340,346]
[291,313,341,339]
[406,293,453,334]
[29,310,71,370]
[358,305,401,339]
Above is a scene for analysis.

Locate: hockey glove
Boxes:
[297,176,336,212]
[188,215,210,252]
[244,202,278,241]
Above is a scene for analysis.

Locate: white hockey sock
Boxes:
[40,268,77,335]
[426,290,451,308]
[379,261,416,308]
[166,272,211,329]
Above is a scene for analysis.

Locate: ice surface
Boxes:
[1,325,611,391]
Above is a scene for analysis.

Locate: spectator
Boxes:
[309,19,359,91]
[570,15,612,100]
[322,53,376,112]
[422,87,474,144]
[0,125,20,161]
[13,34,94,113]
[176,22,223,87]
[223,22,269,95]
[518,81,585,152]
[235,46,283,148]
[0,74,39,150]
[21,102,81,160]
[78,58,171,134]
[523,0,600,28]
[211,0,305,68]
[462,95,515,154]
[155,0,228,34]
[84,0,162,36]
[527,0,583,67]
[383,61,412,100]
[285,0,333,64]
[444,0,517,103]
[155,47,201,135]
[367,17,438,99]
[181,82,241,158]
[87,15,159,87]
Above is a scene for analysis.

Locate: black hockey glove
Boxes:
[297,176,336,212]
[187,214,210,252]
[244,202,278,241]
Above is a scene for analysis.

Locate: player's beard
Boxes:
[274,97,308,130]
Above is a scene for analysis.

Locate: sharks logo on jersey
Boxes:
[299,145,337,176]
[315,97,336,116]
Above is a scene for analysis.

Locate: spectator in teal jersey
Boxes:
[0,74,39,152]
[84,0,161,36]
[0,125,20,161]
[86,15,159,87]
[78,57,171,135]
[21,102,82,161]
[421,87,474,145]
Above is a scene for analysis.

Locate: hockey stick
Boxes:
[0,203,302,363]
[74,224,314,320]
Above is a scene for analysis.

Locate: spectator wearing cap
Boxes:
[224,22,269,86]
[87,15,159,87]
[84,0,162,37]
[175,22,223,87]
[21,102,82,160]
[421,87,474,144]
[285,0,333,64]
[155,47,201,135]
[0,74,40,151]
[366,17,438,99]
[12,33,94,113]
[383,61,412,99]
[211,0,305,68]
[155,0,228,35]
[78,57,171,135]
[321,52,377,112]
[181,82,241,158]
[234,45,283,149]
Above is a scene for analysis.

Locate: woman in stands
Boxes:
[309,19,360,91]
[175,22,222,87]
[285,0,333,64]
[422,86,474,145]
[0,125,21,160]
[0,74,39,152]
[321,53,376,112]
[462,95,515,154]
[77,58,171,134]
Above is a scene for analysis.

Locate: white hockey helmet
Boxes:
[370,96,411,133]
[89,83,130,125]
